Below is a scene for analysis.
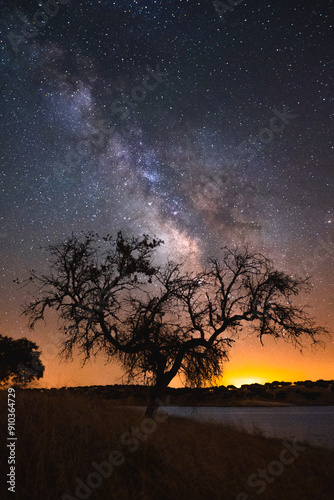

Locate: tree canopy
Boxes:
[22,231,329,416]
[0,334,44,387]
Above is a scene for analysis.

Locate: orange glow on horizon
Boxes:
[34,351,334,389]
[6,306,334,390]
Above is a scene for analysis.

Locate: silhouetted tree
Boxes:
[276,390,287,400]
[22,233,329,417]
[314,380,330,388]
[0,334,44,387]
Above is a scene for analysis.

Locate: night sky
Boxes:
[0,0,333,388]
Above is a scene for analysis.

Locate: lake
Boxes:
[157,406,334,449]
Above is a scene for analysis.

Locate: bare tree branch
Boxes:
[21,234,330,418]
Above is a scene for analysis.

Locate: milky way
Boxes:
[0,0,333,386]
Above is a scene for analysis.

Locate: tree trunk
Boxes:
[145,382,168,420]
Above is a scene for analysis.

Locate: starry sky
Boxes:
[0,0,333,388]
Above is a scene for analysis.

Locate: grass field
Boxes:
[1,389,334,500]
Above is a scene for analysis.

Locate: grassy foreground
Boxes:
[1,390,333,500]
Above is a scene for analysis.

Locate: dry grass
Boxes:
[0,390,333,500]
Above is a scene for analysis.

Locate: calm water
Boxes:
[158,406,334,449]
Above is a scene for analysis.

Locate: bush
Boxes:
[304,391,320,400]
[276,390,287,400]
